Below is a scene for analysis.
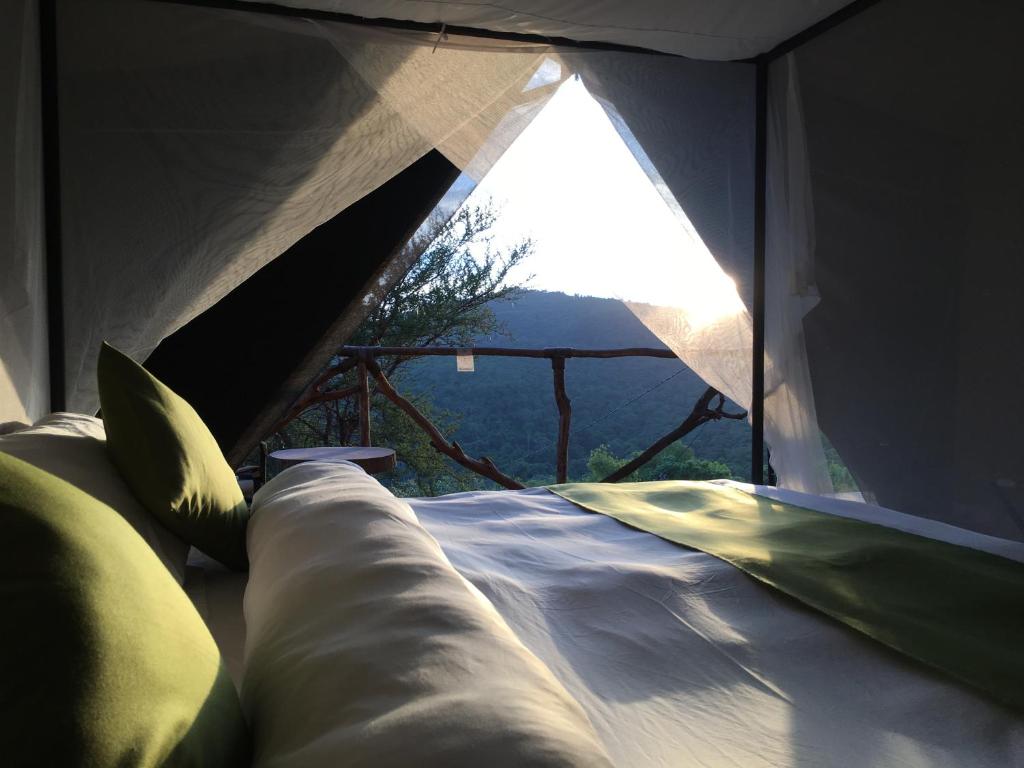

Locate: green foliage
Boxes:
[272,201,770,496]
[649,444,734,482]
[273,200,533,496]
[585,442,735,483]
[350,203,532,359]
[823,439,860,493]
[273,286,756,494]
[403,290,753,485]
[371,393,483,497]
[585,444,624,482]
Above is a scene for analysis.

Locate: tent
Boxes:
[2,0,1022,540]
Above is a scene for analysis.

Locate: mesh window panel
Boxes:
[778,0,1024,539]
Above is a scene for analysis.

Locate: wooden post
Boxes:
[357,359,371,446]
[551,356,571,484]
[272,346,753,489]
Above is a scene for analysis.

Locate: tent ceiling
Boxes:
[240,0,857,60]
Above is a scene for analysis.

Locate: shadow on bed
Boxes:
[510,558,1013,766]
[415,491,1018,767]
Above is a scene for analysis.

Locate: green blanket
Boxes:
[548,481,1024,711]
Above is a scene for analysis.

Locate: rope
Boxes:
[574,367,688,437]
[680,421,708,453]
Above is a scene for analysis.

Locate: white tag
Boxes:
[456,350,475,372]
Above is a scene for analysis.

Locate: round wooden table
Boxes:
[269,446,397,475]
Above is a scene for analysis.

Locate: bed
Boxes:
[410,484,1024,767]
[188,460,1024,767]
[3,410,1021,765]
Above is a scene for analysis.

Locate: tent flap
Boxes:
[145,150,459,465]
[57,0,565,413]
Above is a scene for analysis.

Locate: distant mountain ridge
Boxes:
[401,290,751,483]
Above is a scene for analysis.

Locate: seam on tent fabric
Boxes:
[394,0,778,42]
[307,17,552,160]
[142,0,690,58]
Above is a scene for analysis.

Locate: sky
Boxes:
[442,69,745,322]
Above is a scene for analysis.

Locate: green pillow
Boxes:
[0,452,250,765]
[98,342,249,569]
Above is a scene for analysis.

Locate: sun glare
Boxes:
[457,74,747,329]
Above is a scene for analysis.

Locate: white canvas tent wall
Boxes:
[2,0,1022,541]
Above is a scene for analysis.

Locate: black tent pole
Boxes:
[39,0,65,412]
[750,58,767,485]
[749,0,884,484]
[761,0,883,62]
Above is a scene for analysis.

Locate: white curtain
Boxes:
[566,50,755,415]
[49,0,833,497]
[59,0,566,413]
[542,49,832,493]
[0,0,47,425]
[763,54,832,495]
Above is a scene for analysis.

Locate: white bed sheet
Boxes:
[184,548,248,689]
[409,486,1024,768]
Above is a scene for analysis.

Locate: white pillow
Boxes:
[244,461,613,768]
[0,412,189,582]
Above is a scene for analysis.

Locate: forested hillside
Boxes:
[398,290,752,484]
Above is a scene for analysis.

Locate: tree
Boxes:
[350,203,533,374]
[585,444,624,481]
[273,199,534,495]
[585,442,733,483]
[823,442,859,493]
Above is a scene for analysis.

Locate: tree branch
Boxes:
[602,387,747,482]
[366,359,524,490]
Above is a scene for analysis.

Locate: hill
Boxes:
[398,290,751,484]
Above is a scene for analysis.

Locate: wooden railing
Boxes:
[276,345,747,489]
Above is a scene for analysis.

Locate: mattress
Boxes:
[190,470,1024,765]
[409,485,1024,767]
